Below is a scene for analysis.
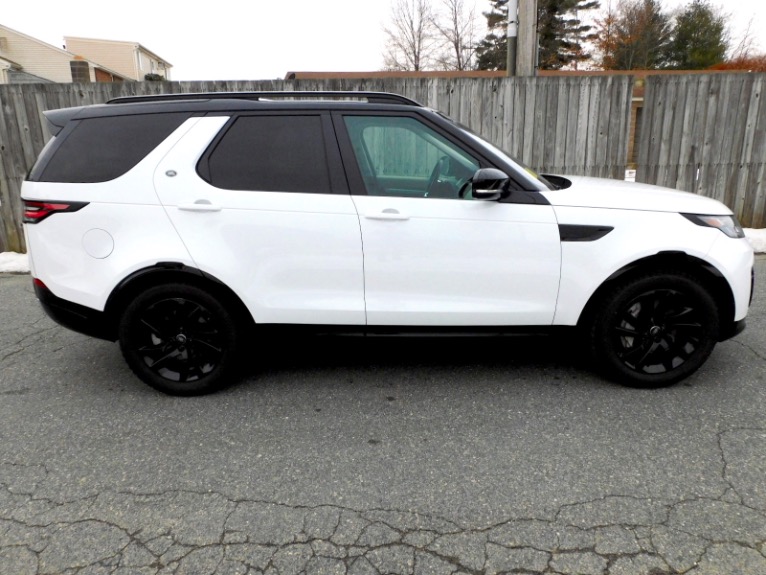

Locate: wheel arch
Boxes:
[577,251,735,337]
[103,263,256,338]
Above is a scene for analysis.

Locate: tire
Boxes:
[588,271,720,388]
[118,283,241,395]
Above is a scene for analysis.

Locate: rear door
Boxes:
[153,113,365,325]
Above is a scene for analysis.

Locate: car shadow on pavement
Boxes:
[246,331,588,380]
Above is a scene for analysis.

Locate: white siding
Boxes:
[65,37,138,80]
[0,26,73,83]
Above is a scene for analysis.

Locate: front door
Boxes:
[335,113,561,326]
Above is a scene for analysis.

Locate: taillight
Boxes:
[23,200,88,224]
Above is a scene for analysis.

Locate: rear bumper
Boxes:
[34,280,116,341]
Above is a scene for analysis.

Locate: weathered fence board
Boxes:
[638,73,766,228]
[0,76,633,253]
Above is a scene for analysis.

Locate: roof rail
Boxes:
[107,91,422,106]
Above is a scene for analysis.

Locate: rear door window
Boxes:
[200,115,332,194]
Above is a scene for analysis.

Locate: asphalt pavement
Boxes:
[1,258,765,575]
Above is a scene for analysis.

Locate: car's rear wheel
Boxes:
[118,283,240,395]
[588,271,720,387]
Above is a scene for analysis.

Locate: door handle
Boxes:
[178,200,222,212]
[364,208,410,221]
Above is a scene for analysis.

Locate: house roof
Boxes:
[64,36,172,66]
[1,23,78,58]
[0,23,131,81]
[0,55,22,70]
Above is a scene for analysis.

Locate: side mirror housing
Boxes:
[471,168,510,200]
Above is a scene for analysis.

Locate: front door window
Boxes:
[343,116,479,200]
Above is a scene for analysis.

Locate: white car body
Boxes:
[20,92,755,394]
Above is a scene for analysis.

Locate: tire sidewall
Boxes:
[591,272,720,387]
[118,283,240,395]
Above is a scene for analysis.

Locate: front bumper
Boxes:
[719,318,746,342]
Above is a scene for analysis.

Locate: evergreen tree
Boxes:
[665,0,728,69]
[475,0,508,70]
[538,0,600,70]
[476,0,601,71]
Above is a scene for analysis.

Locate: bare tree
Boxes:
[730,16,757,61]
[433,0,478,70]
[384,0,438,71]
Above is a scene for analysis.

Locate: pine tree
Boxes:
[665,0,728,69]
[475,0,508,70]
[538,0,600,70]
[475,0,601,71]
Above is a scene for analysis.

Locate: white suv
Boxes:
[21,92,754,395]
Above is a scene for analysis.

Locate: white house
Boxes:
[65,36,172,81]
[0,24,128,84]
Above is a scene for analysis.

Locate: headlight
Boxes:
[681,213,745,239]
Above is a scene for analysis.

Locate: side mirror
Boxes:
[471,168,510,200]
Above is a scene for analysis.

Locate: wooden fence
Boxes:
[637,73,766,228]
[1,76,633,253]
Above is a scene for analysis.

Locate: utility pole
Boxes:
[516,0,538,76]
[506,0,518,76]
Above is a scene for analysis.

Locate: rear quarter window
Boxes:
[31,112,191,183]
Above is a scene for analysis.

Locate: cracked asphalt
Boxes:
[1,257,765,575]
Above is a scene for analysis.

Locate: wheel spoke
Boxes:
[177,355,193,382]
[136,343,165,354]
[664,306,695,322]
[188,342,216,376]
[619,309,643,330]
[632,341,661,371]
[193,338,222,354]
[619,338,652,363]
[146,348,178,369]
[139,318,168,339]
[670,321,702,329]
[614,325,639,336]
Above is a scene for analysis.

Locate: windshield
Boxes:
[436,112,554,191]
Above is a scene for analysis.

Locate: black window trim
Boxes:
[330,110,550,205]
[196,111,348,196]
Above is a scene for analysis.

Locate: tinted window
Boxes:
[344,116,479,199]
[37,113,190,183]
[204,115,331,193]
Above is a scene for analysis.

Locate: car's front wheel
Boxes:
[118,283,240,395]
[588,271,720,387]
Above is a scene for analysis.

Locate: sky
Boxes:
[2,0,765,81]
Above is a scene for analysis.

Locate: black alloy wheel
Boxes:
[590,271,720,387]
[119,283,240,395]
